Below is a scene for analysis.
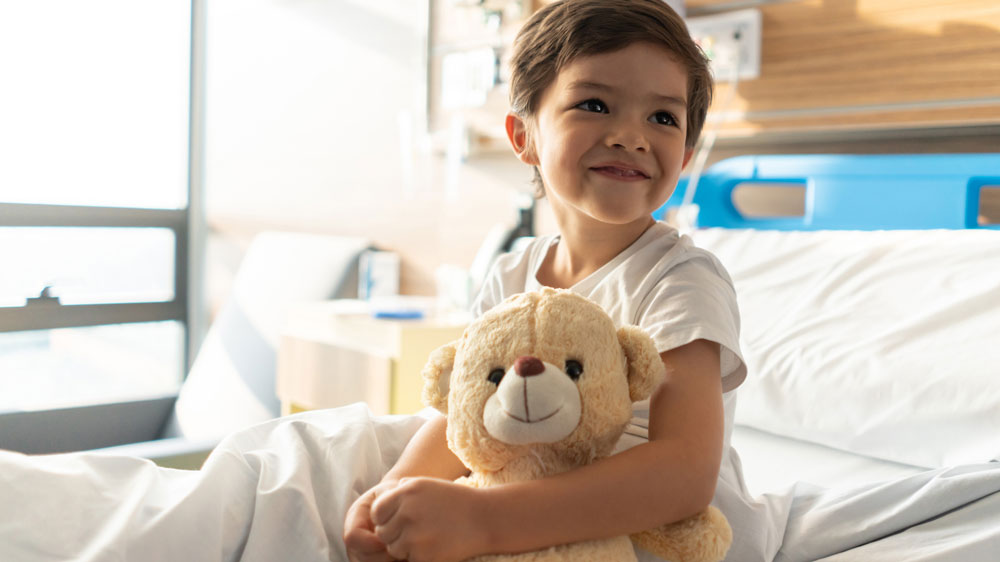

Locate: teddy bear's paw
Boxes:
[629,506,732,562]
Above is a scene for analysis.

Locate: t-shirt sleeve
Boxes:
[469,248,528,320]
[470,264,503,320]
[470,238,545,320]
[637,257,747,392]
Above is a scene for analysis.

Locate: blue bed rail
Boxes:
[654,154,1000,230]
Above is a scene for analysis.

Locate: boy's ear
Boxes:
[682,146,695,169]
[505,113,538,166]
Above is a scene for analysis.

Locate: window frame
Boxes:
[0,0,206,454]
[0,203,190,338]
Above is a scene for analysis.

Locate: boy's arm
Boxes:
[383,414,470,482]
[370,339,724,561]
[343,414,469,561]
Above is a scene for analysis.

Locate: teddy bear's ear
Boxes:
[421,341,457,414]
[617,325,666,402]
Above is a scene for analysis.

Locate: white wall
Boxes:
[203,0,537,299]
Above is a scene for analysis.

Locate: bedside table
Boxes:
[276,300,468,416]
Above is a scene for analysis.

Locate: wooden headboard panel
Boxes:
[684,0,1000,137]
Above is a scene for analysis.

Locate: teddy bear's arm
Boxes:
[630,505,732,562]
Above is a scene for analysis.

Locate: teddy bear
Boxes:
[421,287,732,562]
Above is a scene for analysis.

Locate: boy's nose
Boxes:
[613,141,648,152]
[608,123,648,152]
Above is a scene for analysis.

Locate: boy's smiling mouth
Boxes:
[590,163,650,180]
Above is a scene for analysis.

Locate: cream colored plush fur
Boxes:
[421,288,732,562]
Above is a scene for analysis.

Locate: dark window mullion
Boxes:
[175,212,191,367]
[0,301,186,333]
[0,203,185,229]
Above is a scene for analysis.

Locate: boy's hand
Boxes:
[344,480,400,562]
[370,476,489,562]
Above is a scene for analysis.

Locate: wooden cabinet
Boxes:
[276,301,468,416]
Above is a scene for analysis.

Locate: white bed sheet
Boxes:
[731,424,928,496]
[775,462,1000,562]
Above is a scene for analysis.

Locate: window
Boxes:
[0,1,202,451]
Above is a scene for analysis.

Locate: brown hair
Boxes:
[508,0,713,192]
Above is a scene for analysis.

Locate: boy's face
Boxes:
[507,42,694,228]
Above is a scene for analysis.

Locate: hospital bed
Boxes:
[1,154,998,561]
[656,153,1000,560]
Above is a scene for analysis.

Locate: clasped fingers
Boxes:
[344,482,404,562]
[369,477,485,562]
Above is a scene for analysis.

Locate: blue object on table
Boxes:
[655,154,1000,230]
[372,309,425,320]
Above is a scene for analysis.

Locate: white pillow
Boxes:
[692,228,1000,468]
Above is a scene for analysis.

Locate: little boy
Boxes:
[344,1,752,560]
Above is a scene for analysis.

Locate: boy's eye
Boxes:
[565,360,584,381]
[575,99,608,113]
[650,111,678,126]
[487,368,506,385]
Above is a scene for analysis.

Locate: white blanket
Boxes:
[2,404,999,561]
[1,405,426,562]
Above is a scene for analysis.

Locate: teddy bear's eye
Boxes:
[565,360,583,381]
[487,368,506,385]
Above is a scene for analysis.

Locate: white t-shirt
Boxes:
[471,221,746,454]
[471,222,777,560]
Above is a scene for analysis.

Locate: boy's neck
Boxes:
[538,216,655,289]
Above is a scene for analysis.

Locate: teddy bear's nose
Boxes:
[513,356,545,377]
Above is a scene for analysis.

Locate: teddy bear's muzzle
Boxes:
[482,358,582,445]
